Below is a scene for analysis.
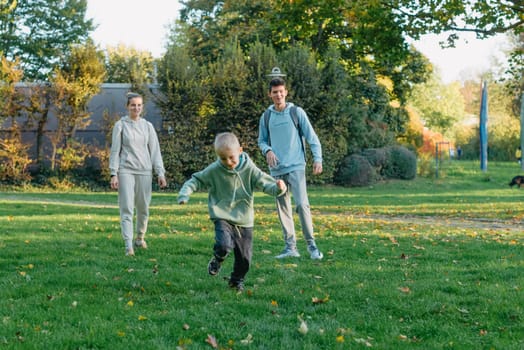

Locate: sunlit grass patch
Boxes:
[0,161,523,348]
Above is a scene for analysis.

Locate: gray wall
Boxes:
[0,83,163,160]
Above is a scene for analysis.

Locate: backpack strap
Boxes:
[264,105,306,158]
[264,108,272,147]
[289,106,306,157]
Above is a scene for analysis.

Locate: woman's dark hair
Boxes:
[126,92,142,105]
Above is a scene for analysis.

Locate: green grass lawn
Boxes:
[0,161,522,349]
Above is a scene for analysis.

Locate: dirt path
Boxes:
[2,195,522,232]
[1,195,118,209]
[342,213,523,232]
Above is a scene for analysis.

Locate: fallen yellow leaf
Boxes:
[240,334,253,345]
[206,334,218,348]
[298,319,308,335]
[398,286,411,293]
[312,295,329,304]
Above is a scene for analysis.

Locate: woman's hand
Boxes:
[110,176,118,190]
[158,176,167,188]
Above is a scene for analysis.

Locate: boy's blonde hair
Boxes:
[214,132,240,151]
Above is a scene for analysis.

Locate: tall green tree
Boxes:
[164,1,432,184]
[0,0,93,81]
[206,40,253,144]
[178,0,429,102]
[409,73,465,134]
[502,32,524,112]
[391,0,524,44]
[156,42,212,184]
[104,44,156,97]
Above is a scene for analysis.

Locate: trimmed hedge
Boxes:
[335,145,416,186]
[334,154,375,187]
[383,145,417,180]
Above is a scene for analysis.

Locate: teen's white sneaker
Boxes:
[308,246,323,260]
[275,249,300,259]
[125,248,135,256]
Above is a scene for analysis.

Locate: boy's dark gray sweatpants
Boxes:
[213,220,253,284]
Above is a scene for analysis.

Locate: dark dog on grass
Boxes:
[509,175,524,188]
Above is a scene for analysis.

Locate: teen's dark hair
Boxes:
[268,77,286,91]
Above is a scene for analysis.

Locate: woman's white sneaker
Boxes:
[275,249,300,259]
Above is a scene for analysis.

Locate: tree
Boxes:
[24,83,53,169]
[206,40,253,142]
[502,32,524,112]
[454,80,520,161]
[0,0,93,81]
[48,40,105,171]
[389,1,524,108]
[164,2,431,184]
[104,44,156,97]
[408,74,465,134]
[0,56,24,127]
[391,0,524,44]
[0,56,32,182]
[156,42,213,184]
[177,0,430,103]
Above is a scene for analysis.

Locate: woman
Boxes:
[109,92,167,256]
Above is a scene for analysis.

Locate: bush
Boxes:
[383,145,417,180]
[361,148,388,179]
[334,154,376,187]
[0,137,32,183]
[56,139,89,174]
[417,152,436,178]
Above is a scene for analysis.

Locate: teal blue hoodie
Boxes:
[177,153,284,227]
[258,102,322,177]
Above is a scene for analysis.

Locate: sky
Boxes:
[86,0,509,84]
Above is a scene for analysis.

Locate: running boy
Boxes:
[177,132,287,291]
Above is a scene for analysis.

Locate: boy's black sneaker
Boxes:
[208,257,221,276]
[228,279,244,292]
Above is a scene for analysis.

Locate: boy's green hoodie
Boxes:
[177,152,284,227]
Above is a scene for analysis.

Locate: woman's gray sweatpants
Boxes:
[118,173,152,249]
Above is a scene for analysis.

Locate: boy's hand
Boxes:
[276,179,287,192]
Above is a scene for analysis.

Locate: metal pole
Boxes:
[479,81,488,172]
[435,142,439,178]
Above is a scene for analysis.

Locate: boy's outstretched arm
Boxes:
[276,179,287,194]
[177,177,199,204]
